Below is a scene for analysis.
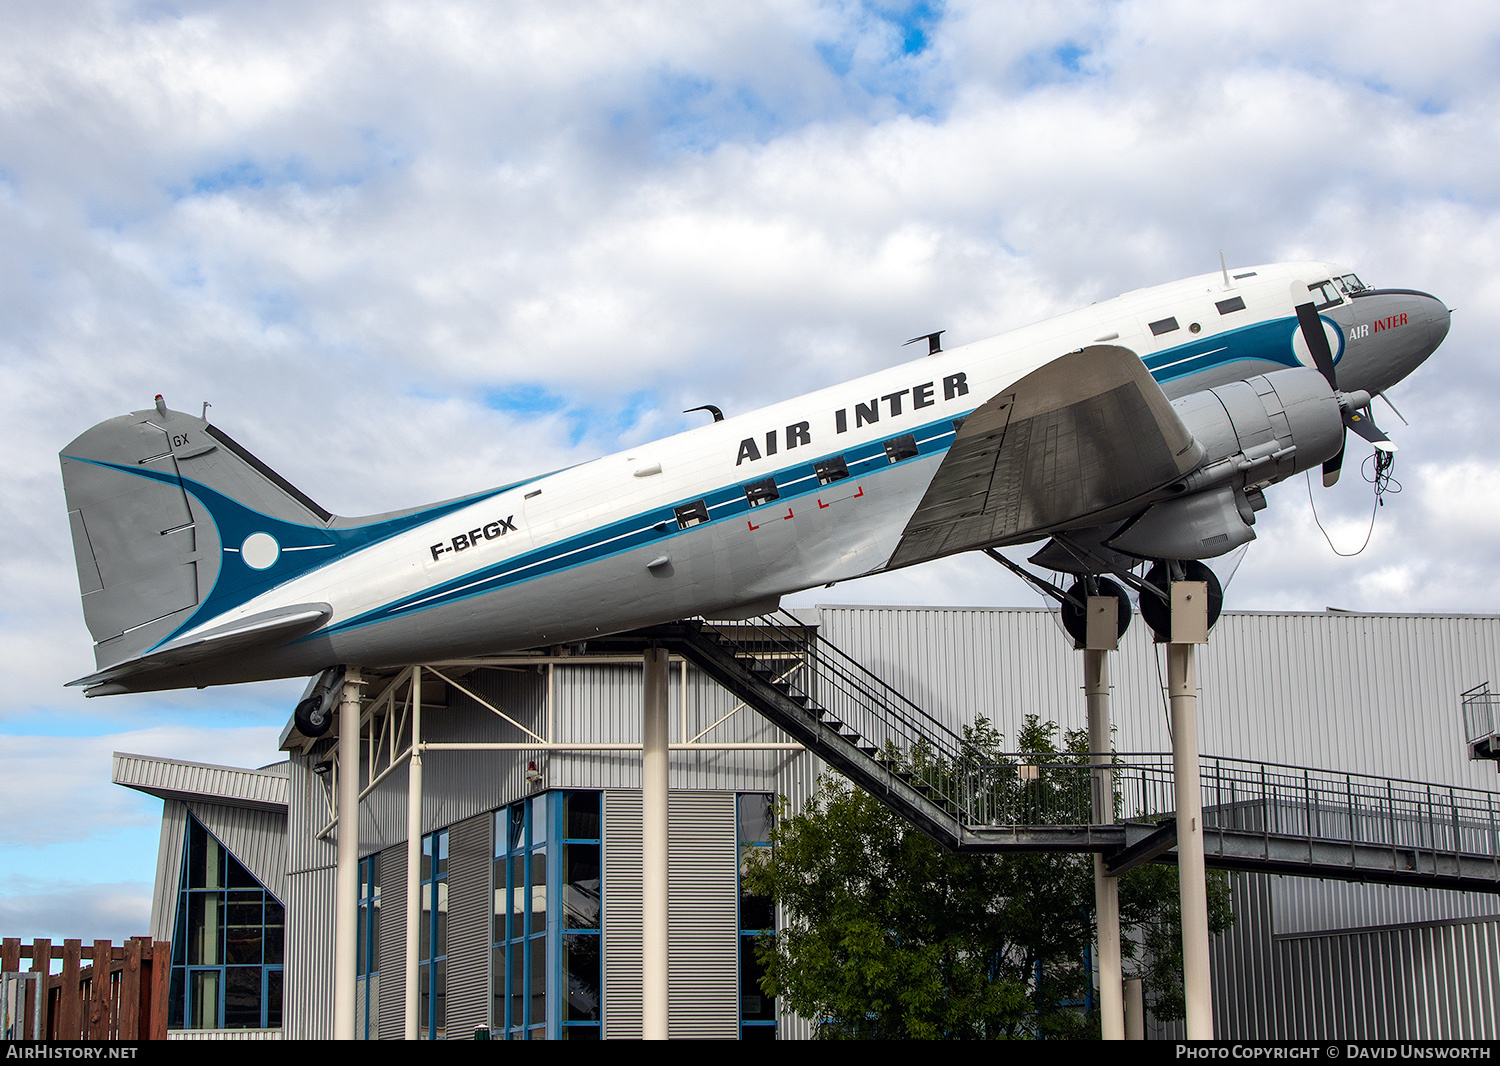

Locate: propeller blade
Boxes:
[1323,446,1344,487]
[1295,299,1339,392]
[1346,407,1396,451]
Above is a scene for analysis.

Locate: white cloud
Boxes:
[3,0,1500,935]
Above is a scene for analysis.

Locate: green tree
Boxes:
[743,715,1233,1039]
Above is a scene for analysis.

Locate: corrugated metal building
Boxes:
[116,606,1500,1039]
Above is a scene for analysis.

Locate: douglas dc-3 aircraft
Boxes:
[60,262,1449,705]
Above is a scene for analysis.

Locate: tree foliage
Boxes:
[743,715,1233,1039]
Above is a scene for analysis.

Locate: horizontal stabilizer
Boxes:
[888,345,1204,569]
[68,603,331,694]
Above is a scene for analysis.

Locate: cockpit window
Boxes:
[1307,279,1343,310]
[1335,273,1367,294]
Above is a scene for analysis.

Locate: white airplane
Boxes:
[60,261,1448,705]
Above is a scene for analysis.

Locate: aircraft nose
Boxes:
[1343,287,1451,394]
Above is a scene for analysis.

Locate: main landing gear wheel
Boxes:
[1139,560,1224,642]
[1060,576,1132,648]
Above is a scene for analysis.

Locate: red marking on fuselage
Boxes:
[1372,312,1409,334]
[783,507,794,520]
[747,519,759,531]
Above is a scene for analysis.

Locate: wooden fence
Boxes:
[1,937,169,1040]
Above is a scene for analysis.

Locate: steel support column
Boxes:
[1169,642,1213,1039]
[1086,646,1124,1040]
[405,666,423,1040]
[642,648,670,1039]
[333,667,362,1040]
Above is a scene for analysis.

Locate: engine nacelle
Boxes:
[1107,368,1343,560]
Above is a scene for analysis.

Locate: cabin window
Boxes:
[883,434,919,463]
[744,478,780,508]
[1232,271,1257,279]
[1336,273,1367,294]
[1149,317,1179,336]
[814,458,849,485]
[674,501,709,529]
[1216,296,1246,315]
[1308,279,1343,310]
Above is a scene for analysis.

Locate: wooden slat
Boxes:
[28,938,51,1039]
[1,937,19,971]
[118,939,142,1040]
[58,940,81,1040]
[148,941,170,1040]
[88,939,112,1038]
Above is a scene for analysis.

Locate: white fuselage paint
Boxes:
[160,261,1433,679]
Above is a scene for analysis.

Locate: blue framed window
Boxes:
[168,814,284,1030]
[738,793,776,1040]
[419,829,449,1039]
[356,854,380,1039]
[492,791,601,1040]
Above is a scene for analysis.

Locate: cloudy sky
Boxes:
[3,0,1497,941]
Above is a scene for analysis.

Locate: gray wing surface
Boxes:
[888,345,1204,569]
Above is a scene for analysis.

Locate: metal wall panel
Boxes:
[150,800,187,943]
[377,843,406,1040]
[445,812,494,1039]
[667,792,740,1039]
[285,865,335,1041]
[113,751,289,811]
[286,751,338,877]
[1273,917,1500,1039]
[602,790,642,1038]
[600,790,740,1039]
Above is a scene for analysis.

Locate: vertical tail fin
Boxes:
[60,401,336,671]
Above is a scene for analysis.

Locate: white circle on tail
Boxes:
[241,532,281,570]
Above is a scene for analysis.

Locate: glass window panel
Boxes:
[563,1024,601,1040]
[435,829,449,877]
[563,844,600,930]
[739,883,774,933]
[509,806,525,851]
[266,970,282,1030]
[419,962,430,1038]
[420,882,432,958]
[530,797,547,845]
[188,893,222,966]
[562,934,600,1021]
[493,855,505,934]
[530,850,547,934]
[565,791,599,840]
[434,957,446,1038]
[740,935,774,1020]
[226,895,263,965]
[224,966,261,1028]
[189,969,219,1029]
[190,823,223,890]
[492,944,505,1028]
[508,942,524,1030]
[529,938,546,1024]
[421,834,433,882]
[435,880,449,956]
[738,794,773,846]
[168,968,184,1030]
[509,855,525,935]
[225,853,258,889]
[264,921,284,967]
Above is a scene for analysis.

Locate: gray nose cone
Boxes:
[1337,289,1450,395]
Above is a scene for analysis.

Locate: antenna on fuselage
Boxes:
[1220,250,1231,288]
[683,404,725,423]
[903,330,945,356]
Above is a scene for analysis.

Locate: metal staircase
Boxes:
[607,611,1500,891]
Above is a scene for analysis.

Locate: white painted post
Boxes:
[334,667,362,1040]
[405,666,423,1040]
[1168,587,1213,1040]
[642,648,670,1039]
[1085,640,1124,1041]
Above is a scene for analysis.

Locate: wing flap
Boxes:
[889,345,1203,569]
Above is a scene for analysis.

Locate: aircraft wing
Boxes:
[888,344,1203,569]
